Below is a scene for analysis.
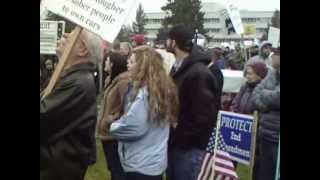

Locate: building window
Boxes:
[257,28,267,33]
[242,18,261,23]
[205,18,220,23]
[209,28,220,33]
[146,19,162,24]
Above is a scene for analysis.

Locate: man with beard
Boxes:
[258,41,273,68]
[165,25,220,180]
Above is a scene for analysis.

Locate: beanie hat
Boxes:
[130,34,145,45]
[245,57,268,79]
[260,41,272,50]
[212,47,224,57]
[168,25,194,52]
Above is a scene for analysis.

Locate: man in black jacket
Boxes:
[166,25,220,180]
[40,29,102,180]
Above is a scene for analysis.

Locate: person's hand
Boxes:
[98,114,119,137]
[98,134,115,141]
[171,122,178,129]
[98,117,110,137]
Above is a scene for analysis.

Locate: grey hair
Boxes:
[83,30,103,68]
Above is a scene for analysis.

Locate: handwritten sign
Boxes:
[244,24,256,35]
[225,0,244,35]
[45,0,138,42]
[40,21,65,54]
[40,21,59,54]
[268,27,280,48]
[219,111,254,165]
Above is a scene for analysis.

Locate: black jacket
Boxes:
[169,51,220,150]
[208,64,224,108]
[40,63,97,171]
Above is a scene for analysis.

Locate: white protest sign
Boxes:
[268,27,280,48]
[222,70,245,93]
[225,0,244,35]
[45,0,137,43]
[244,40,253,47]
[40,0,49,19]
[40,21,58,54]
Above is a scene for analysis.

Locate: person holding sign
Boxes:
[252,54,280,180]
[40,29,103,180]
[109,46,179,180]
[230,58,268,173]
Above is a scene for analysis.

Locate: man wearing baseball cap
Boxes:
[130,34,145,48]
[166,25,220,180]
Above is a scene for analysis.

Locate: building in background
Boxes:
[145,2,275,47]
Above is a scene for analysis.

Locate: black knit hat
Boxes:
[168,25,194,52]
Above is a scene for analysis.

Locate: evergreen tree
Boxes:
[161,0,208,36]
[117,25,134,42]
[271,10,280,29]
[132,4,147,34]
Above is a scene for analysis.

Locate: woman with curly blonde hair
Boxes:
[109,46,179,180]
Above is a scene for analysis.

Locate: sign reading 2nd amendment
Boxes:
[40,21,58,55]
[219,111,254,165]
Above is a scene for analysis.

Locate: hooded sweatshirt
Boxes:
[169,48,220,150]
[259,41,273,68]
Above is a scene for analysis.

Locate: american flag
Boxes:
[197,128,238,180]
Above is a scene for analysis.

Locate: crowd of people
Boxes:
[40,24,280,180]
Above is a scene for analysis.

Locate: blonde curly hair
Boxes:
[129,46,179,126]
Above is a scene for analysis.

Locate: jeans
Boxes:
[256,139,278,180]
[167,147,205,180]
[102,140,126,180]
[125,172,163,180]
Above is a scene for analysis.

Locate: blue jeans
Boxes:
[167,147,205,180]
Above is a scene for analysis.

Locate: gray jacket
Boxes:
[252,69,280,142]
[110,87,169,176]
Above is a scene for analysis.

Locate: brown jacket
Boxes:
[97,72,130,140]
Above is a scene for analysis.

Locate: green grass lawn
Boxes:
[85,140,250,180]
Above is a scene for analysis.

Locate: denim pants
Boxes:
[167,147,205,180]
[125,172,163,180]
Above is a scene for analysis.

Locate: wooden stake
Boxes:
[41,26,83,100]
[241,34,248,62]
[249,111,259,180]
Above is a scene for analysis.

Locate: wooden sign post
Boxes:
[249,111,259,180]
[41,26,83,100]
[275,137,280,180]
[241,34,248,62]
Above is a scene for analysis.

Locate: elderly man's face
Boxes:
[56,30,89,60]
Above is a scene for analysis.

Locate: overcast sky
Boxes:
[125,0,280,24]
